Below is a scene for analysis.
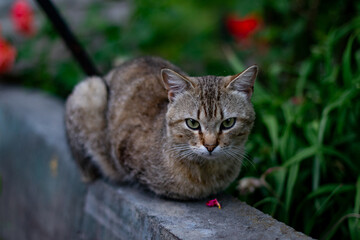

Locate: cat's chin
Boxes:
[195,151,224,160]
[201,154,221,160]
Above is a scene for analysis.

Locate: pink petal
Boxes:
[206,198,221,209]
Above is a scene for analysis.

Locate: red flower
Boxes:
[290,96,304,105]
[206,198,221,209]
[11,0,35,37]
[0,37,17,73]
[226,14,261,41]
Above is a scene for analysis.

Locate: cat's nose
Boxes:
[204,144,217,153]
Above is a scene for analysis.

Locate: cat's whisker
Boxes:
[223,149,243,164]
[228,145,250,159]
[177,150,196,161]
[232,150,256,170]
[221,146,256,170]
[166,144,208,163]
[165,145,191,154]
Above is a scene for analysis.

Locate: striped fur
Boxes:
[65,56,257,199]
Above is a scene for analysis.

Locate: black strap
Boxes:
[35,0,101,77]
[35,0,111,95]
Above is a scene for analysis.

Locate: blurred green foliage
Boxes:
[235,17,360,239]
[10,0,360,239]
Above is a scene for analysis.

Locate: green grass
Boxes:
[233,17,360,239]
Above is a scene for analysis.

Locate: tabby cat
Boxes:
[65,56,257,200]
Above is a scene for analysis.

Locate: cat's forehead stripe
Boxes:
[198,76,223,119]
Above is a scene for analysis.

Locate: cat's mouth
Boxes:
[193,146,222,159]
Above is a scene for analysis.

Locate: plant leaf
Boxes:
[282,146,318,168]
[285,163,299,218]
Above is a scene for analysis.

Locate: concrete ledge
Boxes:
[0,85,313,240]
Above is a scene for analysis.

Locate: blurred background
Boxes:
[0,0,359,239]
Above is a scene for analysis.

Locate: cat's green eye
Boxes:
[185,118,200,130]
[221,118,236,130]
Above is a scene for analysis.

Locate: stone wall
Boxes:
[0,85,313,240]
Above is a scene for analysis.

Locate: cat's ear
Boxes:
[161,68,195,102]
[226,65,258,99]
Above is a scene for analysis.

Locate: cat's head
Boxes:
[161,66,257,162]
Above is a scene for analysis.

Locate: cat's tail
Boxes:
[65,77,122,182]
